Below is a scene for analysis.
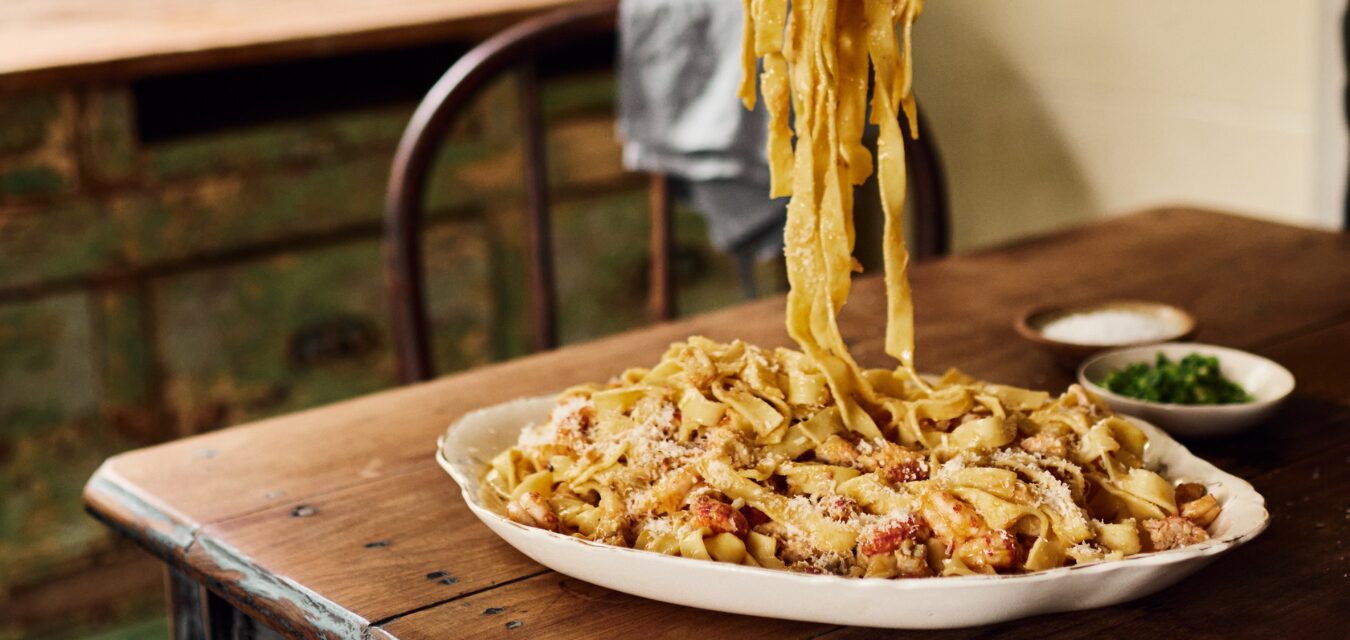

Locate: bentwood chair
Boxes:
[383,0,949,384]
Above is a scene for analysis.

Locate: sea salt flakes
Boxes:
[1040,310,1178,345]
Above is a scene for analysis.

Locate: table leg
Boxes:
[166,566,208,639]
[165,566,282,640]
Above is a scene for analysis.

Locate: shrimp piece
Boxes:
[920,491,1017,571]
[857,517,928,557]
[702,426,754,468]
[920,491,985,541]
[823,495,860,522]
[858,517,933,578]
[552,403,595,453]
[815,435,861,466]
[1143,515,1210,551]
[690,495,749,537]
[859,440,930,484]
[650,467,699,513]
[953,529,1020,571]
[507,491,562,532]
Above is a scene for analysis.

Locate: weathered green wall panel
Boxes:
[0,93,64,156]
[0,91,78,206]
[79,87,140,187]
[0,199,120,290]
[153,220,491,432]
[551,189,653,344]
[0,293,120,594]
[0,152,492,291]
[0,62,752,638]
[91,286,160,441]
[541,72,615,119]
[0,166,68,198]
[422,223,496,373]
[155,241,399,432]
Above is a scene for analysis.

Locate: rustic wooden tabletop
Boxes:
[84,208,1350,638]
[0,0,582,90]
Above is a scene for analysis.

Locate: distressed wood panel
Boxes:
[153,224,492,437]
[0,293,113,591]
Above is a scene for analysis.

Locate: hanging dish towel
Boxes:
[617,0,786,265]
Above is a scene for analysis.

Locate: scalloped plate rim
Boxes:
[435,393,1269,627]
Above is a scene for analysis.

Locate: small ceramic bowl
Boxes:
[1078,342,1295,438]
[1015,300,1197,369]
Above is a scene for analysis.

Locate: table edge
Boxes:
[0,4,558,92]
[84,461,382,637]
[84,459,199,556]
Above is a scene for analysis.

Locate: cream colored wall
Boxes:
[915,0,1347,251]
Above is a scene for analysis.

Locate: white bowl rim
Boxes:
[1078,342,1295,414]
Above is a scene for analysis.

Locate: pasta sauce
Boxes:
[483,0,1222,578]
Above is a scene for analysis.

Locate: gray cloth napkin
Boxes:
[617,0,786,262]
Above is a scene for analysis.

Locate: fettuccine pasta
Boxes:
[483,0,1221,578]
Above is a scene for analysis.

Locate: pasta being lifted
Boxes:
[483,0,1221,577]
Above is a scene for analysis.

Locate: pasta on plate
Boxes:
[486,339,1222,577]
[480,0,1222,578]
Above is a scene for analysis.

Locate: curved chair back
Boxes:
[384,0,948,384]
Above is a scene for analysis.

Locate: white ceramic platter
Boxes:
[436,395,1268,629]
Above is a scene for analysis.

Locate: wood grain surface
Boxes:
[84,208,1350,638]
[0,0,584,90]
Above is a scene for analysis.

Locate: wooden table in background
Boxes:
[0,0,582,90]
[84,208,1350,638]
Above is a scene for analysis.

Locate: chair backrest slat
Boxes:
[517,61,559,352]
[384,0,620,384]
[648,174,675,323]
[909,111,950,260]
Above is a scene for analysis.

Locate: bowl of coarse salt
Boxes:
[1015,300,1197,368]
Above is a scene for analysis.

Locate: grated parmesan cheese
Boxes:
[492,335,1208,578]
[517,420,556,448]
[1040,310,1179,345]
[933,453,972,484]
[641,516,676,538]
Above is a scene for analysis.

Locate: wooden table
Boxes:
[84,208,1350,638]
[0,0,582,90]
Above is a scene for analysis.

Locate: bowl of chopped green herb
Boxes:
[1078,343,1295,437]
